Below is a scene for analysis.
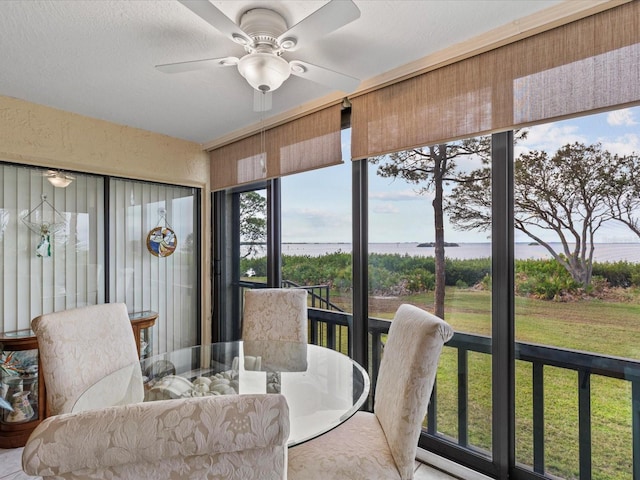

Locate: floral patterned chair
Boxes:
[31,303,143,416]
[242,288,308,343]
[287,304,454,480]
[242,288,309,376]
[22,393,290,480]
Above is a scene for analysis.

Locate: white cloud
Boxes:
[369,190,431,201]
[607,108,637,127]
[601,133,640,156]
[517,123,587,156]
[282,207,352,242]
[372,203,399,214]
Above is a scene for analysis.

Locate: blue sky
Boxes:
[281,106,640,244]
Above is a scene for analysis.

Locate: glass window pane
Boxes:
[514,106,640,479]
[281,130,352,351]
[239,189,267,285]
[368,136,492,458]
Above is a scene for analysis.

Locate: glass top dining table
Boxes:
[73,340,370,447]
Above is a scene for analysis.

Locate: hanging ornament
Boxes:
[146,208,177,258]
[21,195,67,258]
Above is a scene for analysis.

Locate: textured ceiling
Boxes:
[0,0,567,145]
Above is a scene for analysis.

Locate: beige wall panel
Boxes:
[0,95,208,187]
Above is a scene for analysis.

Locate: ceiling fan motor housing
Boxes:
[239,8,288,52]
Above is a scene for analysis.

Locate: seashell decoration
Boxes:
[193,376,212,387]
[145,370,240,400]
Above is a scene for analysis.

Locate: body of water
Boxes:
[279,242,640,263]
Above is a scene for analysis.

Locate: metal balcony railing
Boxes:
[303,306,640,480]
[237,281,640,478]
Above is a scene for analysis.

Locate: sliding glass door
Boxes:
[0,163,201,357]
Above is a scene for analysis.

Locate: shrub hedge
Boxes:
[240,252,640,298]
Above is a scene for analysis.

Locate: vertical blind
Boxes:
[351,1,640,159]
[109,179,198,353]
[210,104,343,190]
[0,165,104,332]
[0,164,200,356]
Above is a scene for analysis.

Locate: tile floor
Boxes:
[2,446,460,479]
[414,460,461,479]
[1,447,37,480]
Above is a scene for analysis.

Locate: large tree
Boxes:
[448,142,619,287]
[607,153,640,238]
[240,191,266,259]
[371,138,491,319]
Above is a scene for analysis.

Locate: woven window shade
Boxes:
[210,104,343,190]
[351,1,640,160]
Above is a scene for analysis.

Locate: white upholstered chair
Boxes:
[22,393,290,480]
[242,288,308,343]
[31,302,143,416]
[242,288,309,379]
[287,303,454,480]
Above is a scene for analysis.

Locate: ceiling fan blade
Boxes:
[178,0,252,46]
[156,56,238,74]
[289,61,360,93]
[277,0,360,52]
[254,90,273,112]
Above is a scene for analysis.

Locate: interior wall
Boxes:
[0,95,212,342]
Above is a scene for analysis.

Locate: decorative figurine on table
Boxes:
[6,391,34,423]
[21,195,67,258]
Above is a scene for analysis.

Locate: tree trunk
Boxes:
[433,148,446,319]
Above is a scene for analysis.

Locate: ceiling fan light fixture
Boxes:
[237,52,291,92]
[47,172,73,188]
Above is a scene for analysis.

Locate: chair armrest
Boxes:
[23,393,289,477]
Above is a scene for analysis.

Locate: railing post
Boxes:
[533,362,545,474]
[326,320,336,350]
[579,370,592,480]
[309,316,319,345]
[370,330,382,401]
[458,348,469,447]
[427,381,438,435]
[633,380,640,480]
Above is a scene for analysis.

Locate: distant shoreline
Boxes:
[278,242,640,245]
[272,242,640,263]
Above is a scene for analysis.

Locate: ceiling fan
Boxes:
[156,0,362,111]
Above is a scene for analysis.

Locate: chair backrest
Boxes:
[23,393,290,480]
[31,303,142,416]
[373,304,453,479]
[242,288,308,343]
